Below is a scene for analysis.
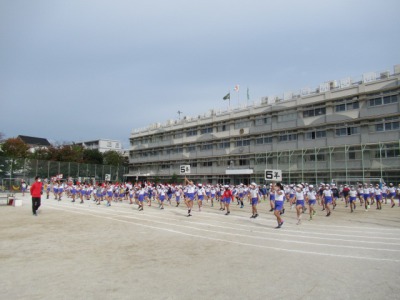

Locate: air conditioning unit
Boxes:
[362,72,377,83]
[283,92,293,101]
[340,77,352,88]
[380,71,390,79]
[329,80,338,90]
[319,82,330,93]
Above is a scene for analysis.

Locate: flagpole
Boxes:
[229,91,231,111]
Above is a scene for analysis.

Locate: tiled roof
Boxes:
[17,135,51,147]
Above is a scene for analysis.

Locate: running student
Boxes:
[268,183,275,212]
[184,178,195,217]
[294,184,305,224]
[222,185,233,215]
[249,183,260,219]
[374,184,382,210]
[322,185,332,217]
[349,186,357,213]
[272,182,285,228]
[196,183,205,211]
[306,185,317,220]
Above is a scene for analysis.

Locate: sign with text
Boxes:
[180,165,191,175]
[265,169,282,181]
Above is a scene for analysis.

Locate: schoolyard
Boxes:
[1,193,399,300]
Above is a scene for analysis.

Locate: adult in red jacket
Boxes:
[30,176,43,216]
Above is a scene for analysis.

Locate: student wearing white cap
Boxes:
[272,182,285,228]
[306,185,317,220]
[184,177,196,217]
[196,183,205,211]
[294,184,305,224]
[249,183,260,219]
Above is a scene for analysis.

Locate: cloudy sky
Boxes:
[1,0,399,148]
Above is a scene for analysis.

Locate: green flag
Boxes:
[223,93,230,100]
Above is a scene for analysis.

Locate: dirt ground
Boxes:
[1,193,399,300]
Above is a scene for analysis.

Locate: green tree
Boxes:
[169,173,179,184]
[0,138,30,179]
[83,149,103,164]
[103,150,125,166]
[47,145,84,162]
[1,138,30,158]
[28,147,50,160]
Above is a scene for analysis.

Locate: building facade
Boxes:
[75,139,123,154]
[127,65,400,185]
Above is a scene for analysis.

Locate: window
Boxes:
[235,139,250,147]
[172,147,183,154]
[200,127,213,134]
[218,140,230,149]
[305,130,326,140]
[186,129,198,137]
[255,116,271,126]
[335,126,360,136]
[369,95,398,107]
[348,151,356,160]
[234,119,253,129]
[375,144,400,158]
[202,161,212,167]
[256,136,273,144]
[239,158,249,166]
[217,124,227,132]
[200,143,213,151]
[309,154,325,161]
[115,143,119,148]
[335,101,359,112]
[174,131,183,139]
[279,132,297,142]
[186,144,196,152]
[107,142,112,147]
[303,107,326,118]
[375,117,400,132]
[161,164,169,169]
[190,162,197,167]
[278,112,297,122]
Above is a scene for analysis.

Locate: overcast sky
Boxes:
[1,0,399,148]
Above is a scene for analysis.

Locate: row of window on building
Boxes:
[131,145,400,171]
[130,117,400,158]
[131,92,399,146]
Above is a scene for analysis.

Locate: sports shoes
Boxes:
[275,221,284,229]
[269,208,274,212]
[297,219,301,225]
[225,211,230,215]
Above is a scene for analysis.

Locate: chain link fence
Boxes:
[0,156,128,191]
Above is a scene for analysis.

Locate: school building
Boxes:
[126,64,400,185]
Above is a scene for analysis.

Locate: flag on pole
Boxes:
[223,93,230,100]
[234,85,240,92]
[247,87,250,101]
